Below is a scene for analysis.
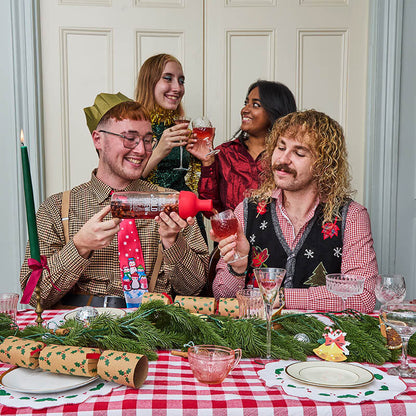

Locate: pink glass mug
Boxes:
[188,345,242,384]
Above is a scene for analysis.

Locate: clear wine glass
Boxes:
[173,115,190,171]
[375,274,406,306]
[191,116,219,157]
[326,273,366,312]
[380,302,416,378]
[210,209,247,264]
[253,268,286,359]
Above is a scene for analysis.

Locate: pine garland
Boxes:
[0,304,411,364]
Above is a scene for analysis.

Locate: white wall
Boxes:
[0,0,43,299]
[0,1,25,295]
[0,0,415,300]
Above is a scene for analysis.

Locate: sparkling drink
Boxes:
[190,116,219,156]
[211,217,238,238]
[192,127,215,153]
[210,210,246,264]
[193,126,215,141]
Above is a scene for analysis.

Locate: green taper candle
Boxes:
[20,130,40,262]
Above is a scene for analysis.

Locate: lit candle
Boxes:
[20,130,40,262]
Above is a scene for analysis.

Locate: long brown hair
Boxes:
[134,53,184,114]
[252,110,353,223]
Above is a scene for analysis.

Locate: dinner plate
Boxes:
[64,307,126,321]
[0,367,98,394]
[285,361,374,388]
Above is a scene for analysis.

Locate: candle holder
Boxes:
[34,283,44,326]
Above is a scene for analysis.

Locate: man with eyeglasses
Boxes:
[20,92,209,308]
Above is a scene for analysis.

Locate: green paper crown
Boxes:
[84,92,133,134]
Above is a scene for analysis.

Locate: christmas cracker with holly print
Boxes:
[217,298,239,318]
[97,350,148,388]
[142,292,173,305]
[0,336,45,369]
[174,296,216,314]
[38,345,100,377]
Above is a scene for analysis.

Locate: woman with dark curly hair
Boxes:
[211,110,378,313]
[188,80,296,214]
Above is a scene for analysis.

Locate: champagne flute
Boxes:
[375,274,406,306]
[380,303,416,378]
[191,116,219,157]
[326,273,366,312]
[173,115,190,171]
[210,209,247,264]
[253,268,286,359]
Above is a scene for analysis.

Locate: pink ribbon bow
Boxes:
[21,256,60,304]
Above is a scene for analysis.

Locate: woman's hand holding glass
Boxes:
[154,122,190,160]
[173,115,191,170]
[186,116,219,163]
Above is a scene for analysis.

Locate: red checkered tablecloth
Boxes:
[1,309,416,415]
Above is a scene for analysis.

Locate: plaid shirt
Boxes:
[213,189,378,313]
[20,172,209,308]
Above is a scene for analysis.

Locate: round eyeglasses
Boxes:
[99,130,154,150]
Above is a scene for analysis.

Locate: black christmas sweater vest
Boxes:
[244,199,351,288]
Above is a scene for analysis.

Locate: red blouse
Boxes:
[198,137,263,213]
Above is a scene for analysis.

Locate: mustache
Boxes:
[272,163,297,176]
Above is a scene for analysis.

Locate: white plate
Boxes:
[285,361,374,388]
[64,307,126,321]
[0,367,98,394]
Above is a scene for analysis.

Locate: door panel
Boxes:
[40,0,203,195]
[40,0,369,203]
[205,0,369,201]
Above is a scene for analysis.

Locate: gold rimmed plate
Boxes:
[0,367,98,394]
[285,361,374,388]
[64,307,126,321]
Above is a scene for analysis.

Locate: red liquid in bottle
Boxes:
[211,217,238,238]
[111,194,179,219]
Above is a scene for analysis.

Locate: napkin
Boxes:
[258,359,407,403]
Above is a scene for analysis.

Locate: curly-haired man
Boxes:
[212,110,377,313]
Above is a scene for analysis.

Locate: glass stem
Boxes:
[265,302,273,359]
[400,337,410,369]
[179,146,183,167]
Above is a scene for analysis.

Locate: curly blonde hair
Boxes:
[252,110,353,224]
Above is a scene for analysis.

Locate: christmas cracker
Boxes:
[217,298,239,318]
[142,292,172,305]
[174,296,216,314]
[97,350,148,388]
[0,336,45,369]
[38,345,100,377]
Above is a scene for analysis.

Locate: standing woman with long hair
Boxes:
[188,80,296,213]
[135,54,206,240]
